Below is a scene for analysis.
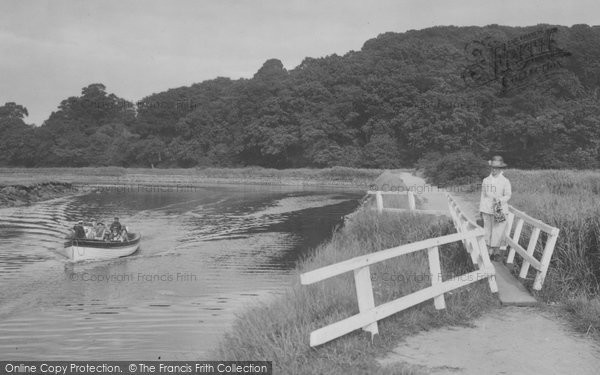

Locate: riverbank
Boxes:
[0,182,79,207]
[0,166,383,209]
[214,172,497,374]
[0,167,382,190]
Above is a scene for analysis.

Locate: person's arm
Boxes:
[498,179,512,203]
[481,178,495,200]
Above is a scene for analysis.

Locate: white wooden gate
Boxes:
[447,194,559,290]
[300,228,497,347]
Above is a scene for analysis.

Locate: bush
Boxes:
[417,151,489,187]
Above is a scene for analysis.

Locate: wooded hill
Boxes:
[2,24,600,169]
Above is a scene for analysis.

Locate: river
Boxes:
[0,184,363,359]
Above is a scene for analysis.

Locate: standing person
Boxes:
[479,155,512,261]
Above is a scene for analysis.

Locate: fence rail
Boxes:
[367,190,448,216]
[504,206,560,290]
[447,194,559,290]
[300,227,496,347]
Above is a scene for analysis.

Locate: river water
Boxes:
[0,184,362,359]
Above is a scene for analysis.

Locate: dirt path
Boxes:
[377,171,600,375]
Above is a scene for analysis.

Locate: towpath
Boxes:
[376,171,600,375]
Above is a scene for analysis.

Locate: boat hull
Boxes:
[64,233,141,261]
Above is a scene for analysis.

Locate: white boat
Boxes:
[64,233,141,261]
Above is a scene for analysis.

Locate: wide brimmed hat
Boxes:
[488,155,507,168]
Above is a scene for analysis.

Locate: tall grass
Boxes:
[500,169,600,299]
[215,209,497,374]
[478,169,600,339]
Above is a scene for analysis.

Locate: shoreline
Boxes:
[0,167,385,208]
[0,182,81,208]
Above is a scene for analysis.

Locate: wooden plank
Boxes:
[309,269,494,346]
[414,209,450,216]
[300,229,485,285]
[447,195,481,229]
[367,190,409,195]
[504,237,542,271]
[493,262,538,306]
[501,212,515,251]
[507,218,524,264]
[427,246,446,309]
[382,208,448,216]
[353,266,379,335]
[519,227,541,278]
[381,208,413,213]
[477,236,498,293]
[447,195,478,264]
[509,206,558,234]
[533,231,559,290]
[408,191,416,211]
[504,212,515,239]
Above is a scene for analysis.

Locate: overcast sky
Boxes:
[1,0,598,125]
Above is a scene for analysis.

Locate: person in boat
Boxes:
[110,217,122,234]
[72,220,86,239]
[94,222,106,240]
[86,218,98,239]
[118,226,129,242]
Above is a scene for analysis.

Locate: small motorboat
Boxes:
[64,232,141,262]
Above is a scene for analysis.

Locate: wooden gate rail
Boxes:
[503,206,560,290]
[447,194,484,265]
[300,228,497,347]
[447,194,560,290]
[367,190,447,216]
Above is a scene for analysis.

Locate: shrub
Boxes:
[417,151,489,187]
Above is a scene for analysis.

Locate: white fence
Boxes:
[300,228,497,347]
[368,190,447,216]
[447,194,559,290]
[503,206,560,290]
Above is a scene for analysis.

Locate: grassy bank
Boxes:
[215,206,498,374]
[0,166,381,189]
[456,169,600,339]
[0,182,79,207]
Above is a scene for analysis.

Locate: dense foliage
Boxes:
[417,151,489,186]
[2,24,600,168]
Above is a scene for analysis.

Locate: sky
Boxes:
[1,0,598,126]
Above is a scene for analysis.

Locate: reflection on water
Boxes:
[0,184,361,359]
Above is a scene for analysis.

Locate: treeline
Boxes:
[2,24,600,169]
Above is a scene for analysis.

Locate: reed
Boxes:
[498,169,600,299]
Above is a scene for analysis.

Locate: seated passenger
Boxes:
[72,221,86,239]
[94,222,106,240]
[119,227,129,242]
[110,217,122,234]
[86,218,98,239]
[109,228,120,241]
